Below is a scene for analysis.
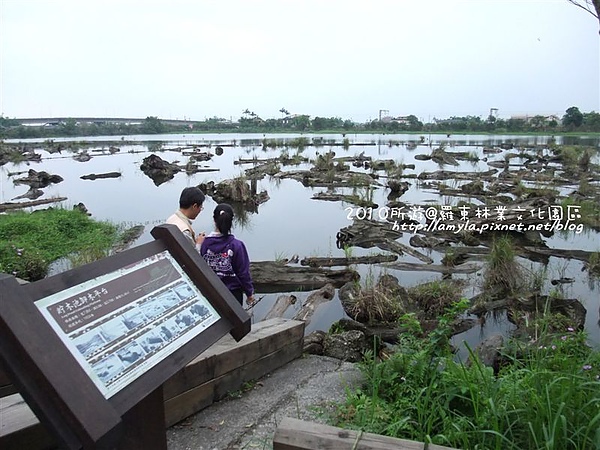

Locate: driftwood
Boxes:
[292,284,336,325]
[140,154,181,186]
[0,197,67,212]
[11,188,44,201]
[468,292,587,330]
[417,168,498,180]
[334,317,478,345]
[311,192,378,209]
[300,254,397,267]
[80,171,122,180]
[380,261,481,274]
[12,169,63,188]
[250,261,358,293]
[336,219,433,264]
[523,246,594,263]
[273,169,378,188]
[263,294,297,321]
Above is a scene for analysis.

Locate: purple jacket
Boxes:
[200,233,254,297]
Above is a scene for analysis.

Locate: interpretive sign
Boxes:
[0,224,250,449]
[36,250,220,399]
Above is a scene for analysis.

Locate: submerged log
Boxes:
[380,261,481,274]
[273,169,379,188]
[522,246,595,263]
[0,196,67,212]
[13,169,63,188]
[417,168,498,181]
[300,254,397,267]
[336,219,433,263]
[80,171,122,180]
[140,154,181,186]
[311,192,378,209]
[250,261,358,293]
[11,188,44,200]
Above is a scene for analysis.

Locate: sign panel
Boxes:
[35,250,220,399]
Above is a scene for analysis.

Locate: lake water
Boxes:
[2,132,599,349]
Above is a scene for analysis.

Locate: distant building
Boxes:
[509,114,560,124]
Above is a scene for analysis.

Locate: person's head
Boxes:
[179,187,205,219]
[213,203,234,235]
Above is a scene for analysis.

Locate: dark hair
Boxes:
[179,187,205,209]
[213,203,234,235]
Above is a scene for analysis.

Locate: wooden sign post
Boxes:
[0,224,250,449]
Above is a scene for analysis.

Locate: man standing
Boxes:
[166,187,206,250]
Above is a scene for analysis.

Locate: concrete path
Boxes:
[166,355,363,450]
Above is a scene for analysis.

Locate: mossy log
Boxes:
[300,254,397,267]
[250,261,358,293]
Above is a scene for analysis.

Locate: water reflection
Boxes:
[2,133,599,350]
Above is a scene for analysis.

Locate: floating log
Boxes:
[417,168,498,180]
[336,219,433,264]
[311,192,378,209]
[250,261,358,293]
[0,197,68,212]
[12,169,63,188]
[80,171,122,180]
[522,246,594,263]
[300,254,397,267]
[11,188,44,201]
[273,169,379,188]
[380,261,481,274]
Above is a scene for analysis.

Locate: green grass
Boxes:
[0,208,119,281]
[483,235,525,295]
[333,301,600,450]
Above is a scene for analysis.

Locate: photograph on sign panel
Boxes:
[99,316,131,345]
[137,330,165,353]
[93,354,125,384]
[116,342,147,368]
[121,308,147,330]
[74,332,106,358]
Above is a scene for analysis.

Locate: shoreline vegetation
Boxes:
[331,300,600,450]
[1,106,599,140]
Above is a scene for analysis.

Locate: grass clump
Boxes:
[407,279,465,319]
[483,235,525,295]
[586,251,600,277]
[334,301,600,450]
[0,208,119,281]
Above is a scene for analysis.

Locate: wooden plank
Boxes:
[0,394,55,450]
[165,339,303,427]
[273,417,458,450]
[163,318,304,400]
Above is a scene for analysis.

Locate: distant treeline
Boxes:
[1,106,598,139]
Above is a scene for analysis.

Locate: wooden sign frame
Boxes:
[0,224,250,449]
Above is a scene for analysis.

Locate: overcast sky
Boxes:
[1,0,598,122]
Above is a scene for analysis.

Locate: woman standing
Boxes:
[200,203,255,307]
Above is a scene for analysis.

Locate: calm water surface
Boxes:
[2,133,599,349]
